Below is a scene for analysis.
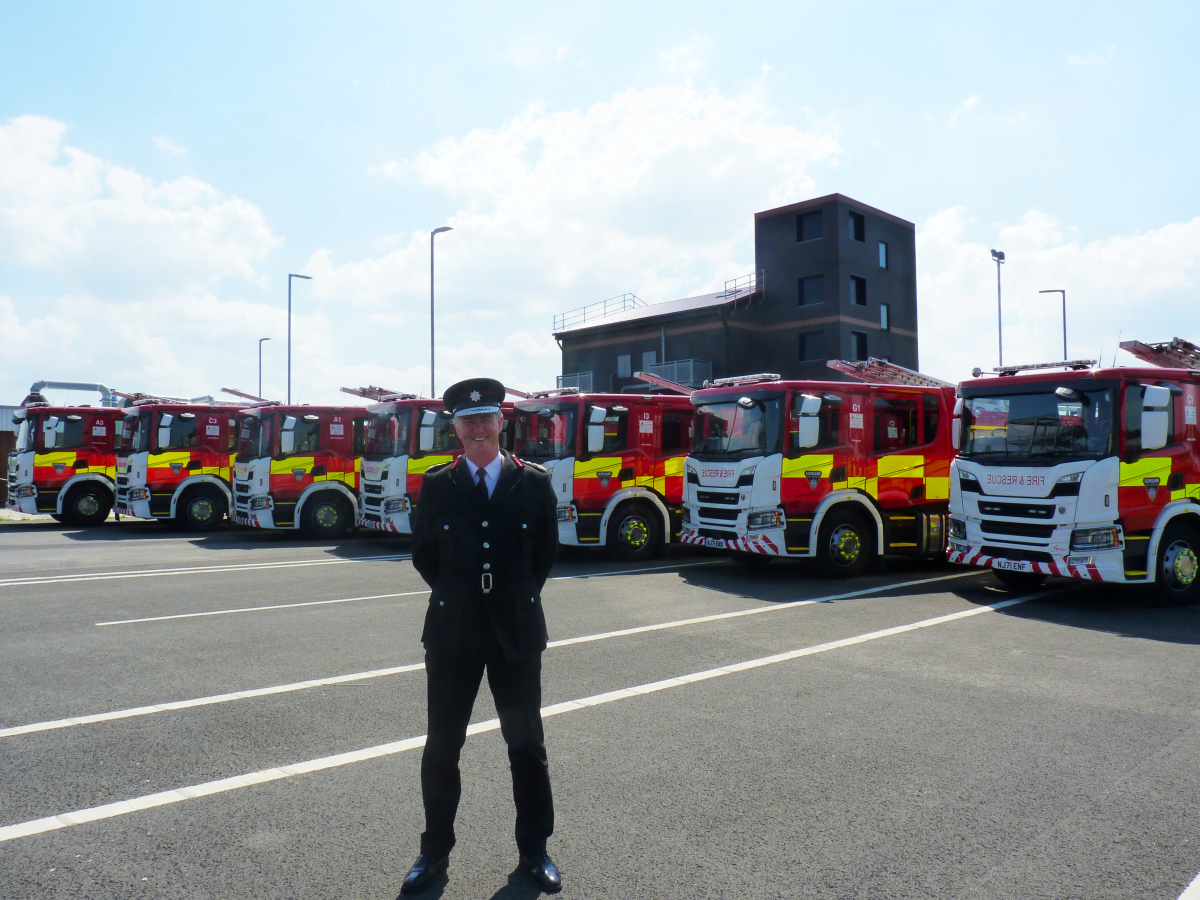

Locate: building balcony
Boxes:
[648,359,713,388]
[556,372,611,392]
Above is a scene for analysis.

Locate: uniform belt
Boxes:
[481,573,493,594]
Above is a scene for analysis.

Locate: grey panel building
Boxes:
[555,193,918,390]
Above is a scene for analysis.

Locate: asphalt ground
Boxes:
[2,519,1199,900]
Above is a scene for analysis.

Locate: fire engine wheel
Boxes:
[1151,523,1200,607]
[607,501,662,561]
[302,493,351,540]
[63,484,112,527]
[815,507,875,578]
[992,569,1049,590]
[179,487,226,532]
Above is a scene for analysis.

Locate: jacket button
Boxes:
[482,520,488,527]
[483,563,491,570]
[439,601,444,606]
[522,523,527,529]
[530,597,536,603]
[483,542,489,549]
[443,525,449,530]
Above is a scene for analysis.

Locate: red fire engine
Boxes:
[948,339,1200,605]
[230,403,368,539]
[7,402,123,525]
[678,361,956,575]
[510,388,694,559]
[346,386,517,536]
[114,399,243,529]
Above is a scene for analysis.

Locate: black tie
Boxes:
[476,467,489,505]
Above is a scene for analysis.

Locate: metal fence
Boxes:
[648,359,713,387]
[553,293,645,332]
[556,372,612,392]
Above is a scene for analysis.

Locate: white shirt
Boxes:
[463,452,503,499]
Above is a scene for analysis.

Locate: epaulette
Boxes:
[518,458,547,472]
[426,460,453,474]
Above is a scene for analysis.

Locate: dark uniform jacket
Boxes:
[412,450,559,660]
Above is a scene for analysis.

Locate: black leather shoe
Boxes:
[519,852,562,893]
[400,853,448,894]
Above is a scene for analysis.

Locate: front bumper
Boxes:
[115,484,153,519]
[232,495,277,529]
[679,522,784,554]
[947,543,1125,582]
[6,492,39,515]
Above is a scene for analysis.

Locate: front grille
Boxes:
[981,546,1054,563]
[699,507,740,521]
[363,513,381,524]
[363,497,381,509]
[699,527,736,540]
[978,501,1055,519]
[235,483,250,494]
[696,491,739,505]
[981,520,1056,538]
[117,488,128,500]
[364,484,383,495]
[117,476,128,486]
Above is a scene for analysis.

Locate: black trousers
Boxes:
[420,643,554,858]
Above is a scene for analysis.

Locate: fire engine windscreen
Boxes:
[513,403,577,460]
[45,415,85,450]
[238,413,274,461]
[15,415,37,452]
[364,411,410,461]
[959,385,1114,462]
[692,396,783,461]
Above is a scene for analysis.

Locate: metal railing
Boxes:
[647,359,712,388]
[556,372,611,392]
[717,270,764,303]
[553,293,645,332]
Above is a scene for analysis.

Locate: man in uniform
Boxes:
[400,377,562,894]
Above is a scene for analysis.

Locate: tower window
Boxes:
[850,276,867,306]
[796,211,824,242]
[617,354,632,378]
[879,241,888,268]
[851,331,868,361]
[849,212,865,242]
[880,303,890,330]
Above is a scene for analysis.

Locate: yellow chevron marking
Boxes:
[782,454,835,478]
[876,454,925,479]
[271,456,315,475]
[574,456,624,479]
[408,455,452,476]
[1119,457,1173,487]
[35,452,79,467]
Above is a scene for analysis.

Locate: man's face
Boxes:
[455,412,503,458]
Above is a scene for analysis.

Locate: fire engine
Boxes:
[8,402,123,525]
[346,386,517,536]
[230,403,368,539]
[114,398,244,530]
[510,387,694,560]
[678,361,956,575]
[947,339,1200,605]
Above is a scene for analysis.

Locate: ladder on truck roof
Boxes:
[632,371,692,394]
[827,358,953,388]
[340,385,416,401]
[1119,337,1200,370]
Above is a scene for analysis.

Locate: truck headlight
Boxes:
[1070,526,1121,551]
[14,484,35,498]
[557,505,576,522]
[127,487,150,502]
[681,506,692,524]
[384,497,409,513]
[747,509,783,530]
[250,497,273,510]
[948,517,967,539]
[1057,472,1084,484]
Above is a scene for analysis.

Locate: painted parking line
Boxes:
[9,571,980,739]
[1179,871,1200,899]
[0,554,412,588]
[0,591,1041,842]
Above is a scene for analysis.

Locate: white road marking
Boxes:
[0,592,1039,842]
[95,591,431,626]
[1179,871,1200,899]
[9,571,981,738]
[0,554,411,588]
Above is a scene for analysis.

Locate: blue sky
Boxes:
[2,1,1197,405]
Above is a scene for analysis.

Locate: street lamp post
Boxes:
[1039,289,1067,360]
[991,249,1006,366]
[430,226,453,398]
[287,274,312,404]
[258,338,271,398]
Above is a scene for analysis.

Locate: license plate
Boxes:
[704,538,727,549]
[993,559,1033,572]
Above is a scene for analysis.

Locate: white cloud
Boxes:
[760,60,774,76]
[948,95,980,128]
[1068,44,1116,67]
[659,36,712,77]
[152,135,187,155]
[556,45,570,62]
[0,115,278,296]
[917,207,1200,384]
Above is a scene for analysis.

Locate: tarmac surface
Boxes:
[2,517,1199,900]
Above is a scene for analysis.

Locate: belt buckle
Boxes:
[481,573,493,594]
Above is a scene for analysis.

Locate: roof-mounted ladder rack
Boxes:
[632,371,692,394]
[983,359,1098,377]
[524,387,581,399]
[340,385,415,401]
[707,373,781,388]
[1119,337,1200,369]
[826,358,953,388]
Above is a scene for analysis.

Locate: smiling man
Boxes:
[401,377,562,895]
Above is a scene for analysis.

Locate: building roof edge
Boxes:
[754,193,915,229]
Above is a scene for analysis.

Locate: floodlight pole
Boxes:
[991,249,1005,366]
[287,274,311,405]
[1039,289,1067,360]
[430,226,453,398]
[258,337,271,398]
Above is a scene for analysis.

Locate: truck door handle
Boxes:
[187,460,202,471]
[311,464,327,477]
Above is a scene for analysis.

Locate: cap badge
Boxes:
[470,391,481,402]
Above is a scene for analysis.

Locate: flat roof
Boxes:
[755,193,915,229]
[555,288,755,337]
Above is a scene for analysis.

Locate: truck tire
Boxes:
[606,501,662,561]
[1151,522,1200,607]
[179,486,226,532]
[815,506,874,577]
[992,569,1049,591]
[62,483,112,527]
[302,492,351,541]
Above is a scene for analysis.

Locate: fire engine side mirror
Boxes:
[951,397,964,451]
[156,414,174,450]
[280,416,297,454]
[418,410,437,452]
[44,416,60,448]
[1140,385,1171,451]
[586,406,607,454]
[794,394,822,449]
